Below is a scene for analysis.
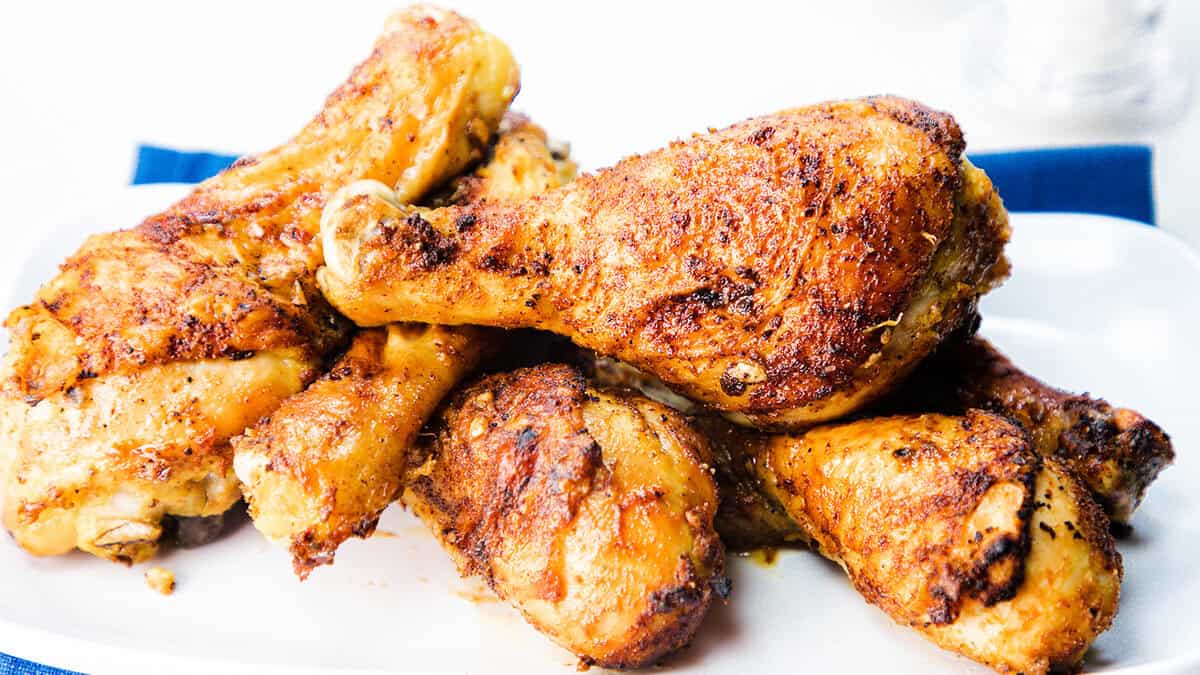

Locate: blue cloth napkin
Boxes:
[130,143,1157,225]
[968,145,1154,225]
[0,654,81,675]
[131,145,244,186]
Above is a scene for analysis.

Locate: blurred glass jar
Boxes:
[967,0,1191,129]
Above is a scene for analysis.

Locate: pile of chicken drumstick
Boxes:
[0,7,1174,673]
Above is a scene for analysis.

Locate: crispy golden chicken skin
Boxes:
[232,114,572,577]
[703,411,1121,674]
[884,334,1173,524]
[404,365,726,669]
[319,96,1010,428]
[232,324,496,577]
[0,6,519,562]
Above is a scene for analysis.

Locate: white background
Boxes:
[0,0,1198,244]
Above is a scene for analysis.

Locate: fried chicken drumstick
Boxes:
[0,6,519,562]
[404,364,725,669]
[700,412,1121,675]
[318,96,1010,428]
[233,323,495,574]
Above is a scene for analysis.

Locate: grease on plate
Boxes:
[739,547,780,567]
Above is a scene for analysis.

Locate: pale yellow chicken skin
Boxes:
[0,6,519,562]
[319,96,1010,428]
[404,365,726,669]
[703,411,1120,674]
[0,350,309,561]
[233,115,572,577]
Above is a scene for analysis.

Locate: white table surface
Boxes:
[0,1,1197,247]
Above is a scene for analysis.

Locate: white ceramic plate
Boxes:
[1,187,1197,675]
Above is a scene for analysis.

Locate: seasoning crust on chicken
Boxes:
[318,96,1010,429]
[885,334,1173,524]
[232,114,573,577]
[0,6,519,562]
[703,411,1121,674]
[232,324,496,576]
[404,364,726,669]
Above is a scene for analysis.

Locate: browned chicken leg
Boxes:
[0,7,519,562]
[318,96,1010,428]
[883,334,1173,524]
[404,364,725,669]
[700,412,1120,675]
[232,323,497,575]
